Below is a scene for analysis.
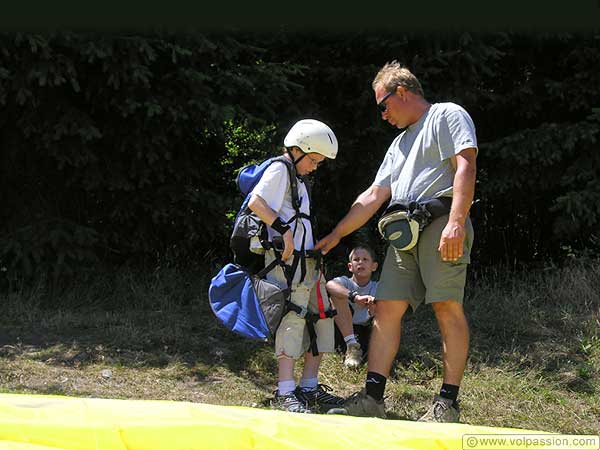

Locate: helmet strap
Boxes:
[286,147,306,166]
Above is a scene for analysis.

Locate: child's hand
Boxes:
[282,229,294,261]
[355,294,374,305]
[367,301,376,317]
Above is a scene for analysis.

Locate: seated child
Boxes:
[326,245,378,369]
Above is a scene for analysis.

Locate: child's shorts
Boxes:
[265,250,335,359]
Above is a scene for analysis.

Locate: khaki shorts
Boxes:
[375,214,474,311]
[264,250,335,359]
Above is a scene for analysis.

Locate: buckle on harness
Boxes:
[294,304,308,319]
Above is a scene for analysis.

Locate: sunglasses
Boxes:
[377,88,397,113]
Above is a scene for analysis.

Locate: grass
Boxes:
[1,259,599,434]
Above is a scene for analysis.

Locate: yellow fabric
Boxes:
[0,393,541,450]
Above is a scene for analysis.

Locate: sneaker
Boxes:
[295,384,345,413]
[418,395,460,423]
[326,388,386,418]
[271,391,314,414]
[344,342,364,369]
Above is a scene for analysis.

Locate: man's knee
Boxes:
[431,300,467,324]
[373,300,410,325]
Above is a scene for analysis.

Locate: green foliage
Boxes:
[0,219,99,282]
[477,106,600,263]
[1,30,599,281]
[0,30,304,280]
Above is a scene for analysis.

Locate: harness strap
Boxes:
[316,271,326,319]
[287,301,337,356]
[299,226,307,283]
[256,248,293,286]
[255,258,280,279]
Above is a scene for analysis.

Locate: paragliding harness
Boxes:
[209,155,336,355]
[377,197,452,251]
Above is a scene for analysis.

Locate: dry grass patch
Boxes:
[1,261,598,434]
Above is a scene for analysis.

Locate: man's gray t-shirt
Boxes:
[332,276,377,325]
[373,102,478,203]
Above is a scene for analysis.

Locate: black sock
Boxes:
[365,371,387,401]
[439,383,459,405]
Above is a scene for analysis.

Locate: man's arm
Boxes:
[438,147,477,261]
[315,184,391,254]
[247,193,294,261]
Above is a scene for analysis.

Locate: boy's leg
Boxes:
[272,355,312,413]
[295,268,344,412]
[355,324,371,359]
[331,293,356,343]
[267,248,312,361]
[277,356,296,394]
[297,350,345,412]
[265,250,314,413]
[300,351,323,380]
[333,322,346,353]
[278,357,295,385]
[330,293,363,368]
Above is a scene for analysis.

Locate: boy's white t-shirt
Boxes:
[332,276,377,325]
[251,160,314,250]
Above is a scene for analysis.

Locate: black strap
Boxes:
[383,197,452,230]
[384,197,452,218]
[271,156,301,212]
[287,302,337,356]
[255,258,280,279]
[256,248,293,286]
[424,197,452,218]
[307,321,318,357]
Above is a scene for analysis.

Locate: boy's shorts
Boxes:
[375,214,474,311]
[264,250,335,359]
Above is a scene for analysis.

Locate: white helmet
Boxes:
[283,119,338,159]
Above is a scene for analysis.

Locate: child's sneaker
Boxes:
[271,390,314,414]
[295,384,344,413]
[326,388,386,418]
[344,342,363,369]
[418,395,460,423]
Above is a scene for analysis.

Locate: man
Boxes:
[316,61,477,422]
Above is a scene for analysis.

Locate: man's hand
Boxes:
[314,231,342,255]
[438,220,465,262]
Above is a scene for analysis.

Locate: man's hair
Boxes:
[349,245,377,263]
[372,60,424,97]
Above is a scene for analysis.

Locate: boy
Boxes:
[248,119,344,413]
[326,245,378,369]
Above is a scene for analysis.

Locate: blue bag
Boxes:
[208,154,311,342]
[208,263,290,341]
